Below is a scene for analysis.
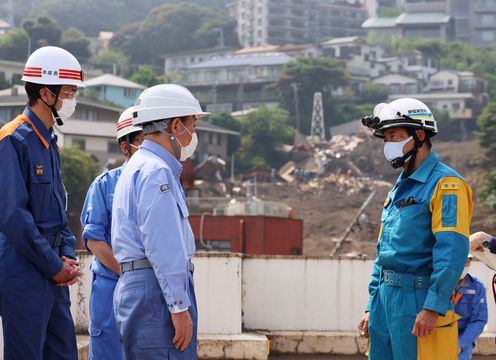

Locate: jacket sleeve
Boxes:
[459,281,488,352]
[80,177,109,252]
[136,168,190,313]
[423,177,472,315]
[366,225,383,312]
[0,137,63,278]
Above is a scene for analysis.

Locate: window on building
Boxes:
[72,138,86,150]
[124,88,137,98]
[480,14,495,26]
[108,141,120,153]
[77,107,98,121]
[452,102,460,110]
[389,84,401,94]
[405,83,417,94]
[211,133,220,145]
[479,0,494,9]
[442,104,448,110]
[481,30,495,42]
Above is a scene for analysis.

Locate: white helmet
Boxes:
[117,107,143,140]
[22,46,85,87]
[362,98,438,138]
[133,84,209,126]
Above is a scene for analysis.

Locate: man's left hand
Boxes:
[412,309,439,337]
[56,256,81,286]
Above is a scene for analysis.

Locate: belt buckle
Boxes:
[384,270,394,286]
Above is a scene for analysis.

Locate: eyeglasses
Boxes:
[133,136,145,145]
[60,90,79,99]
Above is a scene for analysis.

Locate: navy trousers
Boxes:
[0,236,77,360]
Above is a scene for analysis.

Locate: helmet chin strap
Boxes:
[41,87,64,126]
[390,130,425,174]
[125,135,132,158]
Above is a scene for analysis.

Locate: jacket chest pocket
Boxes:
[29,175,53,222]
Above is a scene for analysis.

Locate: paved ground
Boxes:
[270,356,492,359]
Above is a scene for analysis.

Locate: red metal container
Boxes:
[189,215,303,255]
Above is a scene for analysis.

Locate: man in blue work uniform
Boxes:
[453,255,488,360]
[357,98,473,360]
[112,84,208,359]
[81,106,143,359]
[0,46,84,359]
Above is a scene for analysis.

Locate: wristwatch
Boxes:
[482,239,492,249]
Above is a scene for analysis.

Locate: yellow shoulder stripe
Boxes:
[430,177,473,237]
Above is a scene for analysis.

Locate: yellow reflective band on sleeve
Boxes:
[430,177,473,237]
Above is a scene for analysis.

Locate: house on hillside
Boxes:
[83,74,145,109]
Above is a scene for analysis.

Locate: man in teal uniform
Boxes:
[358,98,473,360]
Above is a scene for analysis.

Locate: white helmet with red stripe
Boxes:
[22,46,85,87]
[117,107,142,140]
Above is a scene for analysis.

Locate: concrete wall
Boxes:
[1,253,496,359]
[68,253,496,334]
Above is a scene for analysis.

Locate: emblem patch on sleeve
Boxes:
[159,183,170,193]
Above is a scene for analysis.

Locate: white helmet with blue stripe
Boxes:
[367,98,438,138]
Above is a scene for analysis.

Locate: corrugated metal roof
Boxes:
[321,36,362,46]
[396,12,450,25]
[362,17,397,28]
[187,53,293,69]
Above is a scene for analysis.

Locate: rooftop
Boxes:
[361,17,397,28]
[187,53,293,69]
[55,119,116,138]
[196,119,240,136]
[396,12,451,25]
[84,74,146,89]
[321,36,362,46]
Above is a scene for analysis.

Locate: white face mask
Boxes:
[383,136,413,162]
[56,97,77,121]
[176,123,198,161]
[460,266,469,280]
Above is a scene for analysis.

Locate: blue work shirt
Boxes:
[455,274,488,354]
[81,166,124,280]
[366,152,473,315]
[0,107,75,278]
[112,139,195,313]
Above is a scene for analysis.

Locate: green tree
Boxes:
[237,107,293,169]
[61,146,101,237]
[110,4,239,66]
[206,112,241,156]
[0,29,29,62]
[273,57,349,135]
[130,65,160,87]
[89,49,130,76]
[61,27,91,61]
[476,101,496,163]
[359,83,388,104]
[22,15,62,48]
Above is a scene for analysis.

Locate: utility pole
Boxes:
[291,82,301,133]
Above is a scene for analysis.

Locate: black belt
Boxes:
[120,258,195,274]
[45,233,63,249]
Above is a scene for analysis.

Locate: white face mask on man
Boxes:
[176,122,198,161]
[56,97,77,121]
[383,136,413,162]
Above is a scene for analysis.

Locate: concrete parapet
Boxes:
[77,333,269,360]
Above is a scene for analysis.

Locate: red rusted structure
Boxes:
[189,215,303,255]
